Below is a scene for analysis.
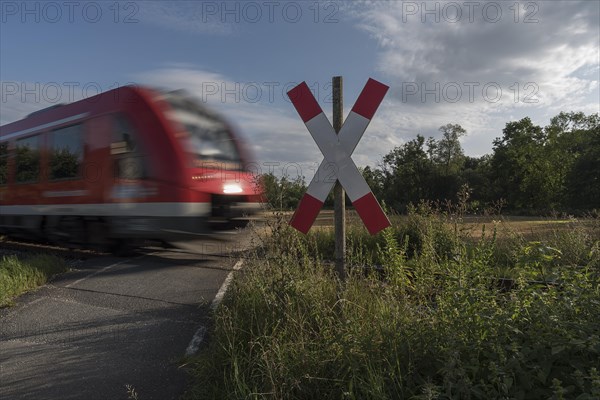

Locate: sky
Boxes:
[1,0,599,179]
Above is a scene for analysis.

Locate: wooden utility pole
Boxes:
[333,76,346,281]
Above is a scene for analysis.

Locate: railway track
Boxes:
[0,224,260,261]
[0,236,105,260]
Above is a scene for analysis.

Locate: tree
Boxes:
[490,117,550,210]
[489,112,599,212]
[553,112,600,209]
[566,129,600,209]
[351,112,598,214]
[462,154,493,204]
[434,123,466,176]
[361,165,385,202]
[380,135,436,211]
[366,125,468,211]
[260,173,307,210]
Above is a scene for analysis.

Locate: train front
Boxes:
[159,90,264,232]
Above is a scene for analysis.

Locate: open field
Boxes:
[310,209,594,237]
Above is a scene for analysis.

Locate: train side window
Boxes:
[0,142,7,185]
[111,114,146,179]
[111,114,138,154]
[50,124,83,180]
[16,135,40,183]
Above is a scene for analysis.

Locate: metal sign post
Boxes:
[332,76,346,281]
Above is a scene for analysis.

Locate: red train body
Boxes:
[0,86,263,247]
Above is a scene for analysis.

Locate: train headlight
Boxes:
[223,184,243,194]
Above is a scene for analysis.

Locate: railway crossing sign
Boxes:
[287,78,391,235]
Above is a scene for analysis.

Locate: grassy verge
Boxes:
[186,206,600,399]
[0,254,68,307]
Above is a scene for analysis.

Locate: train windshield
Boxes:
[165,94,241,166]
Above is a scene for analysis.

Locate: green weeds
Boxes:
[0,254,67,307]
[186,206,600,399]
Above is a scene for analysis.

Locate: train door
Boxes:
[44,123,87,242]
[108,113,154,245]
[110,113,146,182]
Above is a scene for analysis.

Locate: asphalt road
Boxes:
[0,234,250,400]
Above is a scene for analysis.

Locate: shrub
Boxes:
[185,211,600,399]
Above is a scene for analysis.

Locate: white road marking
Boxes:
[210,259,244,311]
[184,326,207,358]
[184,259,244,357]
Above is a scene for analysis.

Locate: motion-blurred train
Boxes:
[0,85,263,250]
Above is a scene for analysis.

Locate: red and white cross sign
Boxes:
[287,78,391,235]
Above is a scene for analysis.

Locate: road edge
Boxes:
[184,259,244,357]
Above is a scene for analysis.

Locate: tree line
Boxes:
[262,111,599,214]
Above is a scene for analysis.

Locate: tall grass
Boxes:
[186,206,600,399]
[0,254,67,307]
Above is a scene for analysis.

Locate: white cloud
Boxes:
[346,0,600,154]
[3,1,598,175]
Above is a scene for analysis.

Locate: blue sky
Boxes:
[1,1,599,177]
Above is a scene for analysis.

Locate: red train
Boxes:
[0,85,263,249]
